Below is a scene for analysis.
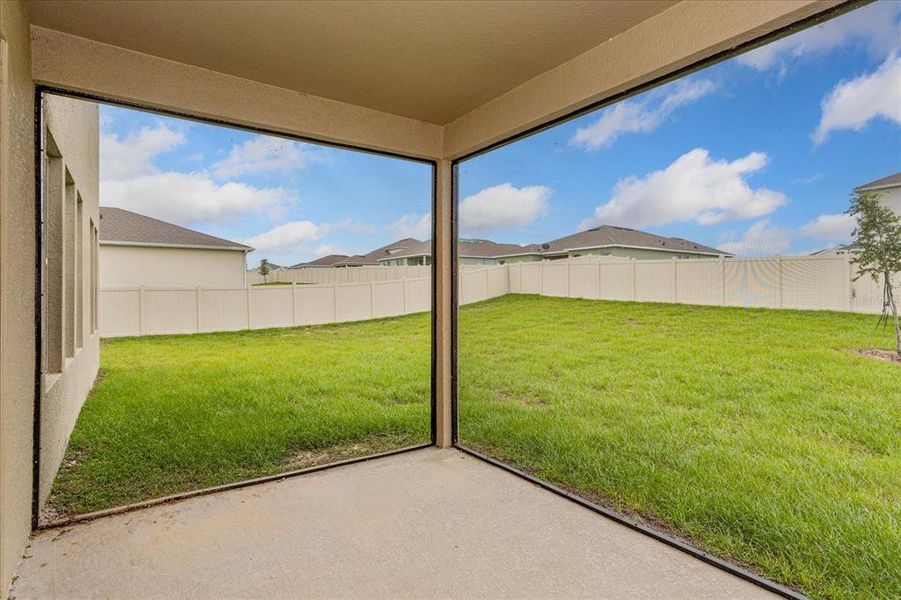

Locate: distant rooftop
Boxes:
[248,261,283,273]
[854,172,901,192]
[292,224,731,267]
[542,225,729,257]
[99,207,252,251]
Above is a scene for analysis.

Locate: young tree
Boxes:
[848,191,901,355]
[259,258,271,283]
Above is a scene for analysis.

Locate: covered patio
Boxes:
[1,1,859,598]
[14,448,773,599]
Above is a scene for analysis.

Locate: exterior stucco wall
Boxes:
[100,244,247,288]
[1,5,101,588]
[38,94,100,509]
[0,1,37,594]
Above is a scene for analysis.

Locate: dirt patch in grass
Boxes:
[281,439,398,471]
[858,348,901,363]
[495,390,548,406]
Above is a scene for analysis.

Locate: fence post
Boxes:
[246,286,251,330]
[332,282,338,323]
[292,282,298,325]
[138,285,145,335]
[567,260,572,298]
[597,262,602,299]
[721,257,726,306]
[370,282,375,319]
[672,258,678,303]
[402,277,407,314]
[632,260,637,301]
[776,257,783,308]
[847,257,854,312]
[196,285,202,333]
[540,261,545,295]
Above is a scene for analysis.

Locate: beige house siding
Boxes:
[876,187,901,216]
[459,256,496,266]
[496,254,542,264]
[382,256,430,267]
[100,244,248,288]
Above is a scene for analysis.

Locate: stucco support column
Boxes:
[434,159,453,448]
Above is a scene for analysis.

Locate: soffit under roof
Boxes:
[24,0,678,124]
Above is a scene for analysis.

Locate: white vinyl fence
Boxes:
[508,256,897,314]
[103,259,897,337]
[100,266,509,338]
[249,264,488,285]
[263,265,430,285]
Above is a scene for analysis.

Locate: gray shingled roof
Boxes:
[365,238,429,261]
[854,172,901,192]
[294,224,729,267]
[290,254,352,268]
[99,207,252,250]
[541,225,729,256]
[369,238,540,261]
[459,239,543,257]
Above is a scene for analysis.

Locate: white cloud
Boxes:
[242,221,327,254]
[101,172,297,225]
[736,2,901,71]
[571,79,716,150]
[212,136,317,179]
[388,213,432,240]
[719,220,792,257]
[460,183,551,232]
[582,148,786,229]
[313,244,356,258]
[101,123,185,179]
[812,54,901,144]
[799,213,855,242]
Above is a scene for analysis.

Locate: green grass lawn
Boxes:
[458,296,900,600]
[49,314,432,516]
[51,295,899,599]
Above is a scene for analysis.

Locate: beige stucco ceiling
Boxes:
[23,0,678,124]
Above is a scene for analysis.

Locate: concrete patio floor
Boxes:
[13,448,775,599]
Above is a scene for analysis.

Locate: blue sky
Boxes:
[100,1,901,266]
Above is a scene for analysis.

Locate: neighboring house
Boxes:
[854,172,901,216]
[363,225,730,267]
[289,254,379,268]
[290,239,422,268]
[812,172,901,257]
[374,239,432,266]
[530,225,730,261]
[810,244,860,258]
[374,238,543,266]
[248,261,282,275]
[99,207,252,287]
